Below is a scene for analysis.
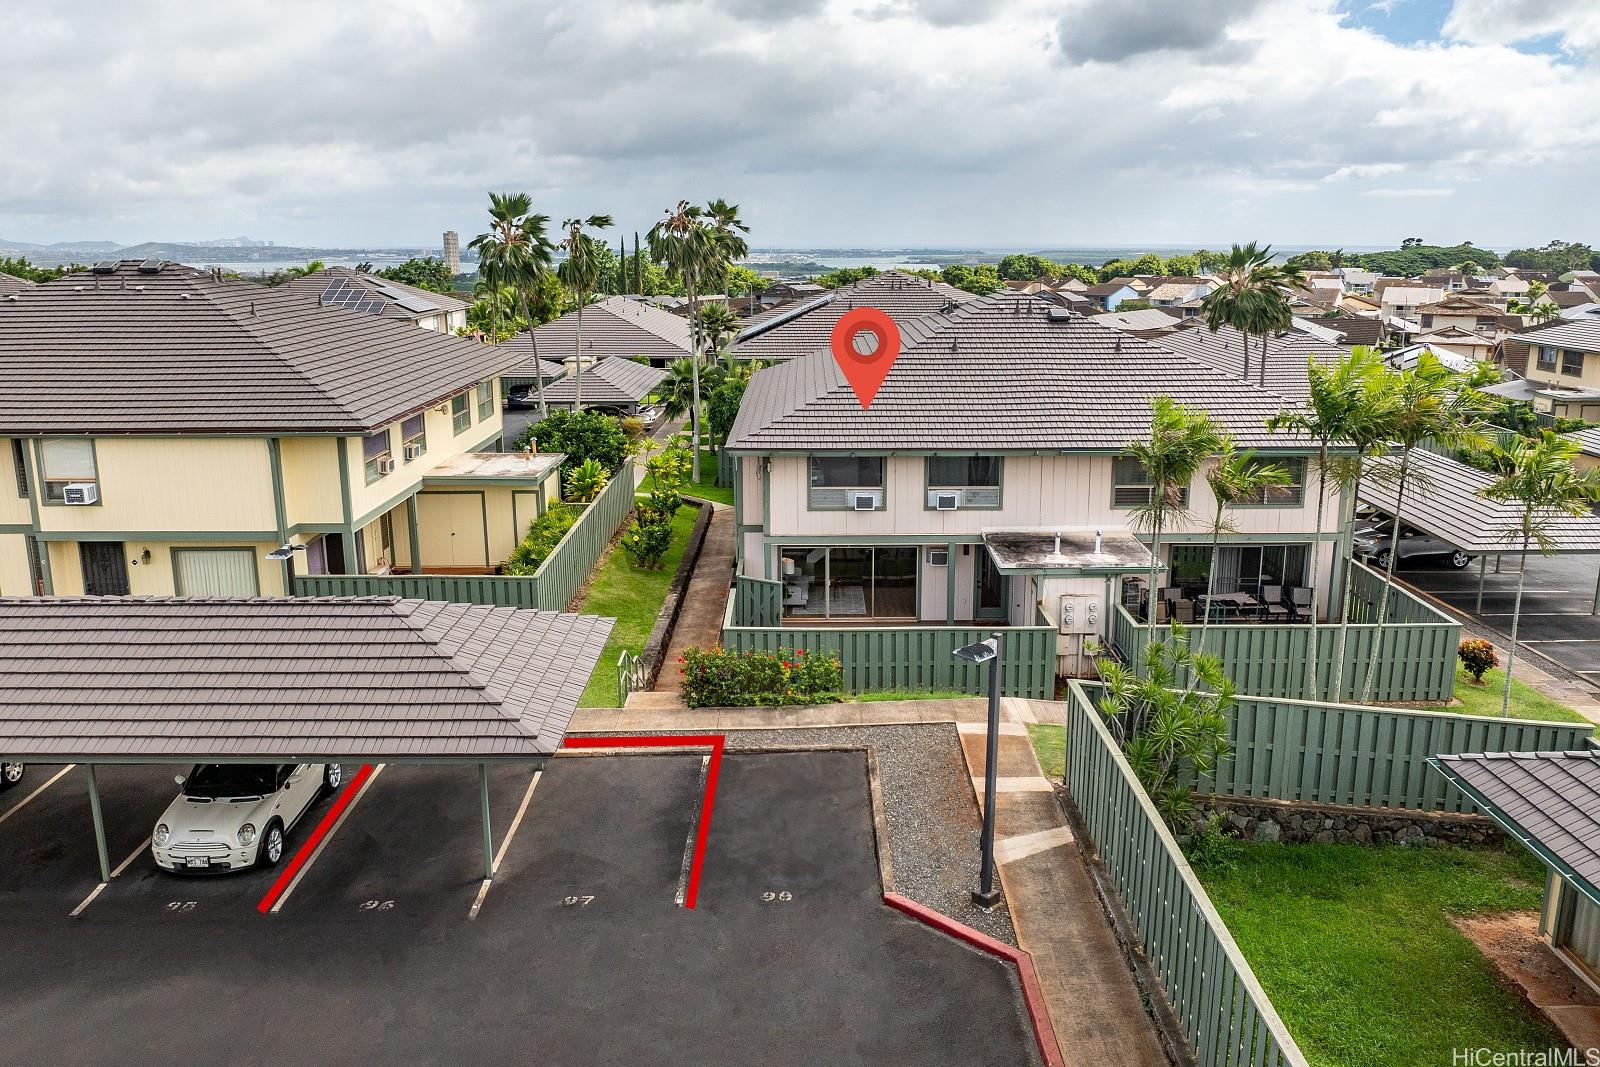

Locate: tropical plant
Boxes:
[1124,398,1223,645]
[696,301,741,359]
[464,280,527,341]
[286,260,326,279]
[517,408,629,476]
[1359,354,1490,702]
[1267,346,1385,697]
[470,192,556,414]
[649,201,717,482]
[501,505,580,575]
[1479,431,1600,714]
[557,213,616,408]
[564,458,611,503]
[1199,242,1303,387]
[657,357,727,425]
[704,198,750,298]
[1457,638,1499,685]
[375,257,456,294]
[1196,443,1289,652]
[1094,626,1235,827]
[621,518,674,567]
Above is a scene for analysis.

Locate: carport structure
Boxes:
[1359,449,1600,613]
[0,596,612,885]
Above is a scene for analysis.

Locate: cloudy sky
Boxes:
[5,0,1598,250]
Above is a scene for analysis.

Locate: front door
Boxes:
[974,549,1008,621]
[79,542,129,595]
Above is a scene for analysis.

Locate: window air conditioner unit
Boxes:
[851,491,881,511]
[927,548,949,567]
[928,490,961,510]
[404,442,424,461]
[62,483,98,505]
[376,456,395,475]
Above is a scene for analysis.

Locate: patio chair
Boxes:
[1259,585,1290,621]
[1289,586,1313,622]
[1158,586,1192,624]
[1174,599,1196,624]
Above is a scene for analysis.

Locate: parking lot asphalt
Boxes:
[1,749,1040,1066]
[1393,551,1600,685]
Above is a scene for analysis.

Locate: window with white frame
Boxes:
[40,438,98,503]
[476,380,494,421]
[1562,350,1587,378]
[808,456,885,509]
[1111,456,1188,508]
[926,456,1001,507]
[1236,457,1306,506]
[362,429,393,483]
[1537,346,1558,372]
[401,413,427,461]
[451,393,471,435]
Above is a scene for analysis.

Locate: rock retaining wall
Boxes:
[1198,794,1503,847]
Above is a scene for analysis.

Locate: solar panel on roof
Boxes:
[393,295,439,314]
[92,262,116,274]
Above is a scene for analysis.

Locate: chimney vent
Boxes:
[1053,530,1062,555]
[1094,528,1102,554]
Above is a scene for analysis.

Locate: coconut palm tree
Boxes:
[1480,432,1600,715]
[1359,353,1490,702]
[557,214,616,409]
[704,199,750,368]
[1199,243,1301,388]
[696,301,741,358]
[1266,345,1385,697]
[1196,442,1289,654]
[649,201,716,482]
[470,193,555,413]
[1124,397,1224,646]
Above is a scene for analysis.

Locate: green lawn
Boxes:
[1434,663,1590,724]
[1196,842,1562,1067]
[1027,723,1065,781]
[848,689,976,703]
[639,447,732,506]
[574,502,701,707]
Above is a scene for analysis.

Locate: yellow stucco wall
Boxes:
[278,437,343,529]
[0,534,32,595]
[0,438,29,526]
[346,383,505,528]
[41,538,283,596]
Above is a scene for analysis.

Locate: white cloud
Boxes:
[1323,163,1406,182]
[1362,188,1456,198]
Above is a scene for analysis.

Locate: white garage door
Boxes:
[173,549,259,596]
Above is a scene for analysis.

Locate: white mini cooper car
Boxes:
[152,763,342,873]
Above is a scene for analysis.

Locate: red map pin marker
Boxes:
[830,306,901,410]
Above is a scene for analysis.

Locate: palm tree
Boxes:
[557,214,616,409]
[286,259,326,279]
[1480,432,1600,715]
[470,193,555,414]
[1199,243,1301,388]
[1267,345,1385,697]
[696,301,741,358]
[1359,353,1490,702]
[1124,397,1224,645]
[649,201,716,482]
[704,199,750,368]
[657,358,726,423]
[1197,443,1289,653]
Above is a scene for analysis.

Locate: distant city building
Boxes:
[443,230,460,275]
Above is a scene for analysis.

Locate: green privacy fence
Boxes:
[1063,680,1309,1067]
[733,575,783,627]
[294,460,635,611]
[1110,564,1460,703]
[719,590,1056,698]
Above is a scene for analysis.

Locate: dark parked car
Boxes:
[2,762,23,790]
[1353,519,1473,569]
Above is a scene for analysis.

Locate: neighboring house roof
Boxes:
[1385,342,1473,372]
[1336,269,1379,286]
[283,266,469,322]
[1567,426,1600,459]
[0,260,520,435]
[0,272,35,295]
[1085,280,1137,298]
[1359,449,1600,553]
[1545,290,1596,309]
[541,355,670,407]
[1319,316,1384,346]
[0,596,613,761]
[1419,296,1499,316]
[499,295,693,370]
[1430,751,1600,903]
[1092,307,1180,334]
[1143,282,1197,303]
[1290,316,1348,345]
[727,291,1303,453]
[1415,325,1493,345]
[1560,302,1600,320]
[1510,319,1600,352]
[1340,293,1382,312]
[1145,321,1346,399]
[733,270,975,361]
[1381,286,1446,306]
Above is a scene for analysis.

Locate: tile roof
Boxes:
[733,271,976,362]
[1567,426,1600,458]
[0,272,35,295]
[1146,321,1347,399]
[1381,286,1447,306]
[1092,307,1181,334]
[727,291,1304,452]
[0,596,613,761]
[1317,316,1385,347]
[498,295,692,375]
[1430,751,1600,901]
[541,355,670,406]
[0,260,520,435]
[1512,318,1600,352]
[1358,448,1600,553]
[282,266,469,320]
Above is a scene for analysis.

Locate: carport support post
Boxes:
[1591,559,1600,615]
[478,763,494,881]
[85,764,111,884]
[1477,554,1488,614]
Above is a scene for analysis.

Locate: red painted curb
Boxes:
[257,763,374,914]
[884,892,1066,1067]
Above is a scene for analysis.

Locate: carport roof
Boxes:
[1429,751,1600,904]
[542,355,669,406]
[1358,449,1600,553]
[0,597,614,762]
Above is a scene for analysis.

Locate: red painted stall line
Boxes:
[256,763,374,914]
[883,892,1066,1067]
[561,734,725,910]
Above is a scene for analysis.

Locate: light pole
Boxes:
[954,631,1003,910]
[265,543,307,593]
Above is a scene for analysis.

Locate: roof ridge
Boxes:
[393,600,530,729]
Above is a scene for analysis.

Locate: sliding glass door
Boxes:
[779,546,918,620]
[1166,543,1310,599]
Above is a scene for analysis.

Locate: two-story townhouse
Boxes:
[1084,280,1140,311]
[1417,296,1504,335]
[283,266,470,334]
[733,271,976,362]
[1511,319,1600,422]
[1379,285,1446,322]
[724,293,1343,660]
[0,261,560,597]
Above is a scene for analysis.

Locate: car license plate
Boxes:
[185,857,209,869]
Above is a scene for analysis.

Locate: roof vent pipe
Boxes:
[1094,528,1102,554]
[1053,530,1062,555]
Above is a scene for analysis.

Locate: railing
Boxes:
[294,459,635,610]
[732,575,783,627]
[1063,680,1309,1067]
[617,649,647,706]
[720,590,1056,698]
[1111,563,1461,703]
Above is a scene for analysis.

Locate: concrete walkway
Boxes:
[653,502,734,693]
[571,698,1172,1067]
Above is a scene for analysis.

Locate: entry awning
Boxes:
[982,527,1158,576]
[1359,449,1600,554]
[0,597,614,763]
[422,451,564,487]
[1430,751,1600,905]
